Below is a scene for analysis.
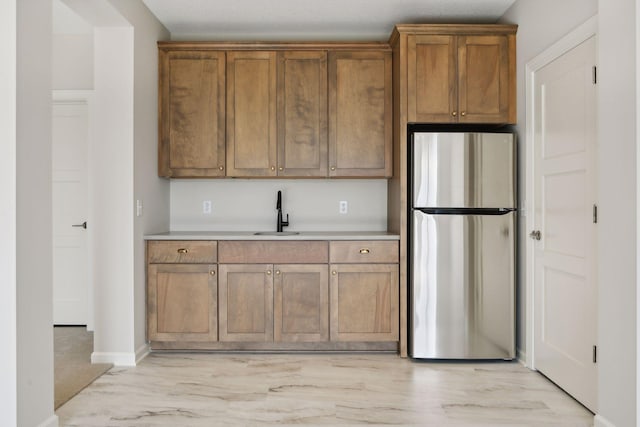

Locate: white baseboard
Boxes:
[135,343,149,364]
[594,414,616,427]
[37,414,59,427]
[91,351,136,366]
[91,344,149,367]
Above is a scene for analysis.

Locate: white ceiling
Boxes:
[142,0,517,41]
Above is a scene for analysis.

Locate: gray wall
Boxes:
[499,0,598,359]
[170,179,388,232]
[17,0,56,425]
[502,1,640,425]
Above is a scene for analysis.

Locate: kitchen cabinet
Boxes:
[405,29,516,124]
[274,264,329,342]
[277,51,328,177]
[218,240,329,343]
[147,241,218,342]
[226,51,278,177]
[158,42,392,179]
[328,51,392,177]
[158,50,226,178]
[146,237,399,351]
[329,241,399,342]
[218,263,274,342]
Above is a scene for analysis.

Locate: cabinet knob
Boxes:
[330,166,336,171]
[275,270,281,275]
[210,270,216,276]
[219,166,224,171]
[177,248,188,254]
[266,270,272,275]
[451,111,458,117]
[270,166,276,171]
[278,167,284,171]
[332,270,337,275]
[461,111,466,117]
[359,248,370,254]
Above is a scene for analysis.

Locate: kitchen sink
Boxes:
[253,231,300,236]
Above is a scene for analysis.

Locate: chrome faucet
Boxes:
[276,190,289,232]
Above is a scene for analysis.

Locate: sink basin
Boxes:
[253,231,300,236]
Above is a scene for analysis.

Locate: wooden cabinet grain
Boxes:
[277,51,328,177]
[218,263,274,342]
[328,51,392,177]
[274,264,329,342]
[147,238,399,350]
[158,50,226,177]
[406,30,515,124]
[147,263,218,342]
[329,264,399,342]
[329,240,399,342]
[147,241,219,342]
[226,51,278,177]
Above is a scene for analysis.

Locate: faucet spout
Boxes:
[276,190,289,232]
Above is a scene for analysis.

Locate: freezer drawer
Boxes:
[410,210,515,359]
[412,132,516,209]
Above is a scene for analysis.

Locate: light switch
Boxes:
[136,199,143,217]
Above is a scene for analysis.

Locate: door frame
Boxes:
[524,16,597,369]
[52,89,94,330]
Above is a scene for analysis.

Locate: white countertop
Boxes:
[144,231,400,241]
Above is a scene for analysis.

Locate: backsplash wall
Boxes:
[170,179,388,232]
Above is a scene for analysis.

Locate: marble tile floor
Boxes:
[56,353,594,426]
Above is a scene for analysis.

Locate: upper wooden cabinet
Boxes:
[158,42,392,179]
[226,51,278,177]
[277,51,328,177]
[329,51,393,177]
[398,25,517,124]
[158,50,226,177]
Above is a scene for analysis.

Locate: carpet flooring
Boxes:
[54,326,112,409]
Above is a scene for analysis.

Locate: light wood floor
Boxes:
[55,353,593,426]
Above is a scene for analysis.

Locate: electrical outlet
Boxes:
[339,200,348,214]
[202,200,212,214]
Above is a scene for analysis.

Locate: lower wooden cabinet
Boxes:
[147,263,218,342]
[218,264,274,342]
[329,264,399,342]
[274,264,329,342]
[147,239,399,351]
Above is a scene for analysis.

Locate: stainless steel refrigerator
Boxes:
[409,131,516,359]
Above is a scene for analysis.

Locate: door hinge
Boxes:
[592,66,597,84]
[593,345,597,363]
[593,204,598,224]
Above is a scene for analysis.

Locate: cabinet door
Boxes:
[407,35,457,123]
[159,50,226,177]
[218,264,274,341]
[457,35,514,123]
[274,264,329,342]
[147,264,217,342]
[330,264,399,342]
[277,51,328,177]
[328,51,392,177]
[226,51,277,177]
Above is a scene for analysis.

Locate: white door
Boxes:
[52,101,89,325]
[532,36,597,411]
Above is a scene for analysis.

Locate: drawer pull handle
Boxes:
[177,248,189,254]
[210,270,216,276]
[359,248,370,254]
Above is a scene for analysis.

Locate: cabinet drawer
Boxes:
[330,241,398,263]
[218,241,328,264]
[148,241,217,264]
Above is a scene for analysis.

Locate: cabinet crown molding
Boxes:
[389,24,518,44]
[158,41,392,51]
